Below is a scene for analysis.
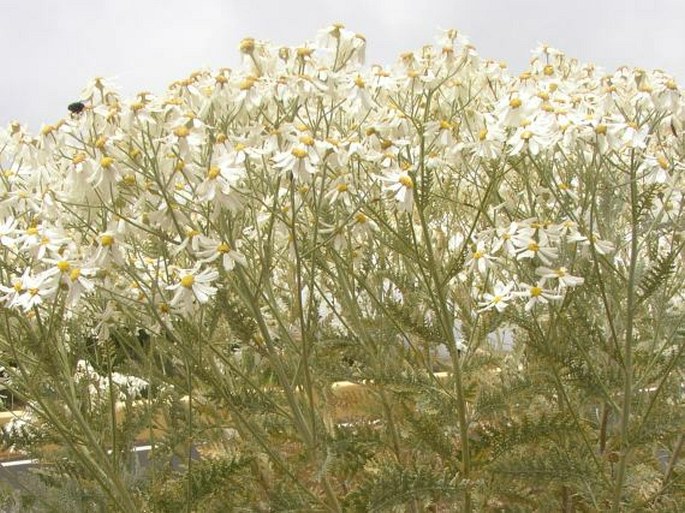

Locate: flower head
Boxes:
[166,265,219,315]
[380,169,415,213]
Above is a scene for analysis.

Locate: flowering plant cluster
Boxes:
[0,25,683,512]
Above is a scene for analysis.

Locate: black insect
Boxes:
[67,101,86,115]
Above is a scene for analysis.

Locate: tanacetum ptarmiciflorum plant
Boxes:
[0,25,683,512]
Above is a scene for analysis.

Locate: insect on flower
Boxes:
[68,101,86,117]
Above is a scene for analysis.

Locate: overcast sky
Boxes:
[1,0,683,132]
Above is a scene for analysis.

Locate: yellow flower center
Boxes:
[100,234,114,247]
[239,37,255,54]
[26,227,39,236]
[217,242,231,253]
[174,126,190,138]
[380,139,393,150]
[594,124,607,135]
[478,128,488,141]
[239,77,257,90]
[291,147,308,159]
[509,98,522,109]
[355,212,368,224]
[398,174,413,188]
[336,183,349,193]
[100,156,114,169]
[207,166,221,179]
[543,64,554,76]
[56,260,70,272]
[299,135,315,146]
[180,275,195,288]
[72,152,87,165]
[554,267,567,277]
[354,75,365,88]
[473,250,484,259]
[297,47,313,58]
[521,130,533,141]
[13,282,23,292]
[530,286,542,297]
[439,120,452,130]
[657,156,669,170]
[70,268,81,282]
[95,136,108,149]
[527,242,539,252]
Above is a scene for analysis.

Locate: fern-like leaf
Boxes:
[637,250,677,305]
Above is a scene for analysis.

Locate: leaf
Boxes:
[637,250,677,305]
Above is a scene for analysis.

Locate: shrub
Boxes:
[0,25,683,512]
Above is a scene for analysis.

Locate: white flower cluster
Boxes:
[74,359,148,403]
[0,24,681,333]
[1,362,148,450]
[3,411,39,452]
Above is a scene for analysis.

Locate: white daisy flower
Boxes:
[166,265,219,314]
[380,169,414,213]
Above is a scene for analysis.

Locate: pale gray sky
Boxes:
[2,0,683,131]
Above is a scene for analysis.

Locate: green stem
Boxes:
[288,182,317,441]
[185,352,193,513]
[611,154,639,512]
[233,267,314,444]
[413,169,472,512]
